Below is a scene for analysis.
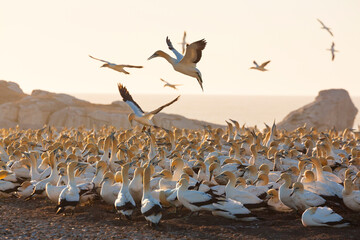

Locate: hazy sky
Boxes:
[1,0,360,96]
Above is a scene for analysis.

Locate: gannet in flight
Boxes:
[148,37,206,91]
[250,60,271,71]
[317,19,334,37]
[89,55,143,74]
[117,83,180,127]
[160,78,182,90]
[178,31,188,54]
[327,42,338,61]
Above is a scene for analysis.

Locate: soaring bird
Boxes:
[148,37,206,91]
[327,42,338,61]
[89,55,143,74]
[178,31,188,54]
[250,61,271,72]
[117,83,180,128]
[160,78,182,90]
[317,19,334,36]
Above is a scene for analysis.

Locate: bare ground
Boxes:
[0,197,359,240]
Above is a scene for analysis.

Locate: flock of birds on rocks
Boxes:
[0,19,352,229]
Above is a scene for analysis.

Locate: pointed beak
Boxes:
[148,53,158,60]
[275,177,282,183]
[290,189,295,197]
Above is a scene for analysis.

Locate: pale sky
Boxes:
[1,0,360,96]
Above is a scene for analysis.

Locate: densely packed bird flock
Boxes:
[0,122,359,227]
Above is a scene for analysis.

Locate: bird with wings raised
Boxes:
[117,83,180,128]
[178,31,188,55]
[250,60,271,71]
[148,36,206,91]
[327,42,338,61]
[89,55,143,74]
[317,19,334,37]
[160,78,182,90]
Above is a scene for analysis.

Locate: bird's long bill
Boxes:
[147,53,158,60]
[289,189,295,197]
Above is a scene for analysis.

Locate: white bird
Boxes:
[115,162,136,219]
[266,189,292,212]
[342,178,360,212]
[100,172,121,205]
[160,78,183,90]
[302,207,349,227]
[118,83,180,128]
[178,31,188,54]
[89,55,143,74]
[317,19,334,36]
[290,182,326,212]
[250,60,270,72]
[148,37,207,91]
[212,199,257,221]
[327,42,338,61]
[141,166,162,227]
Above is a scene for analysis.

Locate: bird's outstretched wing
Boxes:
[160,78,169,84]
[166,37,183,61]
[122,65,143,69]
[89,55,115,65]
[117,83,145,116]
[260,61,271,68]
[253,61,259,67]
[183,31,187,42]
[149,95,180,115]
[317,19,326,28]
[181,39,207,65]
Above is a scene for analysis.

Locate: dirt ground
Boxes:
[0,197,359,240]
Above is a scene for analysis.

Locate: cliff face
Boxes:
[278,89,358,131]
[0,80,222,130]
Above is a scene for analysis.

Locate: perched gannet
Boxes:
[0,170,19,197]
[250,60,270,72]
[115,162,136,219]
[342,178,360,211]
[100,172,121,205]
[277,173,297,210]
[327,42,338,61]
[177,178,221,213]
[160,78,182,90]
[89,55,143,74]
[302,207,349,227]
[178,31,188,54]
[266,189,292,212]
[141,166,162,226]
[129,166,144,204]
[290,182,326,212]
[212,199,256,221]
[148,37,207,91]
[317,19,334,36]
[118,83,180,128]
[56,162,84,214]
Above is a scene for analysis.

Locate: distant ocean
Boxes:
[72,94,360,128]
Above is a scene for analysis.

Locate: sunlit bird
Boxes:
[160,78,182,90]
[178,31,188,54]
[89,55,143,74]
[250,60,271,72]
[327,42,338,61]
[148,36,207,91]
[317,19,334,36]
[117,83,180,127]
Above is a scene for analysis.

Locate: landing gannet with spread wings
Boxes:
[327,42,338,61]
[160,78,182,90]
[117,83,180,127]
[178,31,188,54]
[317,19,334,36]
[250,61,270,72]
[89,55,143,74]
[148,37,206,91]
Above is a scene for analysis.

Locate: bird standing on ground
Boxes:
[148,37,206,91]
[117,83,180,128]
[317,19,334,36]
[250,61,271,71]
[89,55,143,74]
[327,42,338,61]
[160,78,182,90]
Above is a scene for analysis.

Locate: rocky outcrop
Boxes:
[0,80,221,130]
[278,89,358,131]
